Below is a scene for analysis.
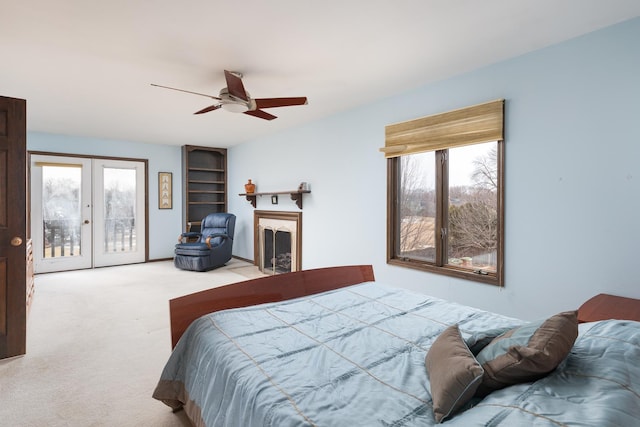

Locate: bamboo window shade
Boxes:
[380,99,504,158]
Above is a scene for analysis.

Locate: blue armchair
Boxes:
[174,213,236,272]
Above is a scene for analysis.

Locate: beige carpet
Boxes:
[0,259,265,427]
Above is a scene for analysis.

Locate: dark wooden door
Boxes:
[0,95,27,359]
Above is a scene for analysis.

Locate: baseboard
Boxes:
[232,255,255,265]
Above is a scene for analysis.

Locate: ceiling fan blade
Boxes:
[194,104,221,115]
[244,109,277,120]
[224,70,248,101]
[151,83,221,100]
[254,97,308,109]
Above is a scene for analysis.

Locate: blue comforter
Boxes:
[153,282,640,426]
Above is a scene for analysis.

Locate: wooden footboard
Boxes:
[577,293,640,323]
[169,264,375,348]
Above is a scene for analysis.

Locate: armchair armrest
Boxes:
[204,233,230,249]
[178,231,202,243]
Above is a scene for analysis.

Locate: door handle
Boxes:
[11,237,23,247]
[84,220,90,224]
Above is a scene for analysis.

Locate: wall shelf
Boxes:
[238,190,311,209]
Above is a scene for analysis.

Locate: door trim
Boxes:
[29,151,149,265]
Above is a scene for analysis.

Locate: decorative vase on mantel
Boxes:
[244,179,256,194]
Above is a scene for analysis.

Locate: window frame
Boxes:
[386,140,505,286]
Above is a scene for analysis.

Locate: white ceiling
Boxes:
[2,1,639,148]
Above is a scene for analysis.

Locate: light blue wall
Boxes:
[228,18,640,320]
[27,132,183,260]
[26,19,639,319]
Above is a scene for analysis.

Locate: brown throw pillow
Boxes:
[425,324,484,423]
[474,310,578,396]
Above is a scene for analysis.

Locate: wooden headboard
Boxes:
[169,264,375,348]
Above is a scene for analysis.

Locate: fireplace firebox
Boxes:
[254,211,302,275]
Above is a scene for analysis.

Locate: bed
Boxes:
[153,265,640,426]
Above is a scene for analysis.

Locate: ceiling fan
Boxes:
[151,70,308,120]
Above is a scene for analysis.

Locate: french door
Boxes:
[31,154,146,273]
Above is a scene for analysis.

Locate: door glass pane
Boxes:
[447,141,498,272]
[42,165,82,258]
[397,151,437,262]
[103,168,137,253]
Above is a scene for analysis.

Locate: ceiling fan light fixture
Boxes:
[219,87,250,113]
[221,101,249,113]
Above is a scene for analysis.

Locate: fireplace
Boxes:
[254,210,302,275]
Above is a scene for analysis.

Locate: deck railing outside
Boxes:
[43,217,136,258]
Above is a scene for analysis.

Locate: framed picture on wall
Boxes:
[159,172,172,209]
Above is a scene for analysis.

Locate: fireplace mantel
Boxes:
[239,190,311,209]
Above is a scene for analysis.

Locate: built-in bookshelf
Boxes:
[182,145,227,232]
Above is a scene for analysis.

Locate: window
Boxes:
[382,100,504,286]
